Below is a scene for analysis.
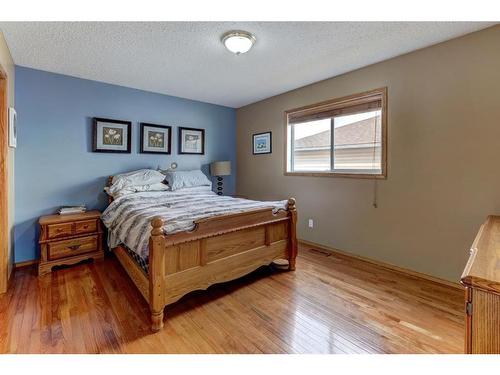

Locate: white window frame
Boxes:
[284,87,387,179]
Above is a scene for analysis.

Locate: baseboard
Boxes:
[299,239,463,291]
[14,259,38,269]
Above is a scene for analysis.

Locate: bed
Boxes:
[103,174,298,332]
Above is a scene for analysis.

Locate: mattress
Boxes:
[123,245,149,274]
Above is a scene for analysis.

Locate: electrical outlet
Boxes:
[308,218,314,228]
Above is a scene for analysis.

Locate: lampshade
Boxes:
[210,161,231,176]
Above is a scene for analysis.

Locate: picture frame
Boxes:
[92,117,131,153]
[140,123,172,154]
[8,107,16,148]
[178,127,205,155]
[253,131,272,155]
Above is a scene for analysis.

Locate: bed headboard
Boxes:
[106,176,114,204]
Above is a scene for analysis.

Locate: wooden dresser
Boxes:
[461,215,500,354]
[38,210,104,275]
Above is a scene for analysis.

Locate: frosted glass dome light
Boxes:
[221,31,256,55]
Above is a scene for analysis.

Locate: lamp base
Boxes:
[216,176,223,196]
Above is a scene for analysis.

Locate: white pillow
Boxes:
[109,169,166,194]
[163,170,211,191]
[173,185,214,194]
[106,182,169,199]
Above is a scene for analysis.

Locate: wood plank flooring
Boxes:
[0,244,465,353]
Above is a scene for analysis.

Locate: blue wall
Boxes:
[14,66,236,262]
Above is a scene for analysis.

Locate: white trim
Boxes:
[8,107,16,148]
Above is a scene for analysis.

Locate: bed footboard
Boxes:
[148,198,298,332]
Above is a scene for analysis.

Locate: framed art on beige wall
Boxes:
[253,131,272,155]
[92,117,132,153]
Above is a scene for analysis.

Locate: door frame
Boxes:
[0,63,9,294]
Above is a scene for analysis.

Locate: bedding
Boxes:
[105,182,169,199]
[105,169,168,198]
[162,169,212,191]
[101,189,287,259]
[112,168,165,187]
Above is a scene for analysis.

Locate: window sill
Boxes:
[284,171,386,179]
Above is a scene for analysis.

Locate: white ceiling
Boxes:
[0,22,494,108]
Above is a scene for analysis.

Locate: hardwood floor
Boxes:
[0,244,465,353]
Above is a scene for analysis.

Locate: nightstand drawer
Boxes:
[48,235,98,260]
[75,219,97,235]
[48,222,74,239]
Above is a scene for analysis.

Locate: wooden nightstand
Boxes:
[38,210,104,276]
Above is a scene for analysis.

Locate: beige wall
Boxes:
[0,30,15,283]
[236,25,500,282]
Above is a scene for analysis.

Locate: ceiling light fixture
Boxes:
[221,30,256,55]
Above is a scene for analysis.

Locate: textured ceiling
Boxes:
[0,22,494,108]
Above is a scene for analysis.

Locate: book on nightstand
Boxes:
[58,205,87,215]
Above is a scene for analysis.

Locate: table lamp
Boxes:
[210,161,231,195]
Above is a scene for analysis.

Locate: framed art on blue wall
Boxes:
[92,117,132,153]
[178,127,205,155]
[253,131,272,154]
[140,123,172,154]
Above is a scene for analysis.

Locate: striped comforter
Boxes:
[101,189,287,259]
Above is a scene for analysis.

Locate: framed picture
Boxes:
[140,123,172,154]
[8,107,16,148]
[92,117,131,153]
[253,131,272,155]
[178,127,205,155]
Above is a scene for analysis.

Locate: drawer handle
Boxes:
[68,244,81,251]
[57,228,64,232]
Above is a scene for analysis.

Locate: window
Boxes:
[285,88,387,178]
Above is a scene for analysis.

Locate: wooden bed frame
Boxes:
[106,177,298,332]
